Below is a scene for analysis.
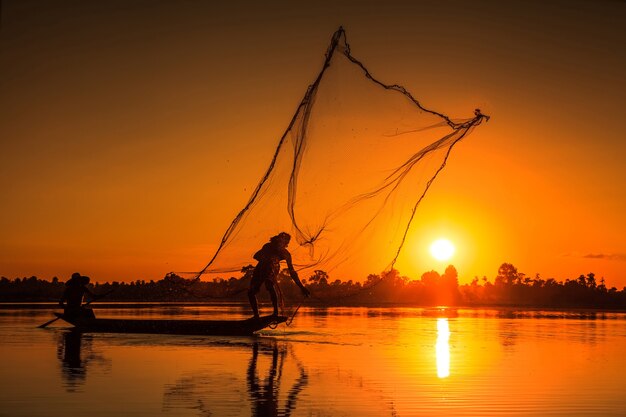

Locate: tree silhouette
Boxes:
[2,263,626,308]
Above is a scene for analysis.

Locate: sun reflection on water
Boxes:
[436,318,450,378]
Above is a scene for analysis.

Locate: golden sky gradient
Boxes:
[1,0,625,286]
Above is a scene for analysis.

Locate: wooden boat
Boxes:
[54,313,287,336]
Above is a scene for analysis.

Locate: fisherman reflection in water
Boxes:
[249,232,310,318]
[56,331,110,393]
[59,273,97,319]
[57,331,86,391]
[163,340,307,416]
[248,341,281,417]
[247,341,308,417]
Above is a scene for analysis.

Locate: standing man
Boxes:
[248,232,310,318]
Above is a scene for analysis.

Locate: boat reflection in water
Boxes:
[436,318,450,378]
[163,339,307,416]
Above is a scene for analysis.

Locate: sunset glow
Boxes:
[1,1,625,288]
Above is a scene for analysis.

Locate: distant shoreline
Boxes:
[4,268,626,310]
[3,301,626,313]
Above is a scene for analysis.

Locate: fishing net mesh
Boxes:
[193,28,488,281]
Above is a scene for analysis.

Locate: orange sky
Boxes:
[1,0,625,286]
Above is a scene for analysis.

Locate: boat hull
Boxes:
[54,313,287,336]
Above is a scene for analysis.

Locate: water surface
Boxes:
[1,305,625,416]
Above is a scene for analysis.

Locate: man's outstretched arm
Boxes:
[285,252,310,297]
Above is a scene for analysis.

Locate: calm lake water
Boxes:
[1,305,625,416]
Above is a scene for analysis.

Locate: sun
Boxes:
[430,238,455,261]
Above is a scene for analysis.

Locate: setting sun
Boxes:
[430,238,455,261]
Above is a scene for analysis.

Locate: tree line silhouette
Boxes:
[2,263,625,308]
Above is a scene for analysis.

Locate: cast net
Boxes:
[192,27,488,282]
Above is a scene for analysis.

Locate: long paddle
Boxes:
[37,290,113,328]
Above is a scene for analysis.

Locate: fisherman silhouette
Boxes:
[248,232,310,318]
[59,273,96,319]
